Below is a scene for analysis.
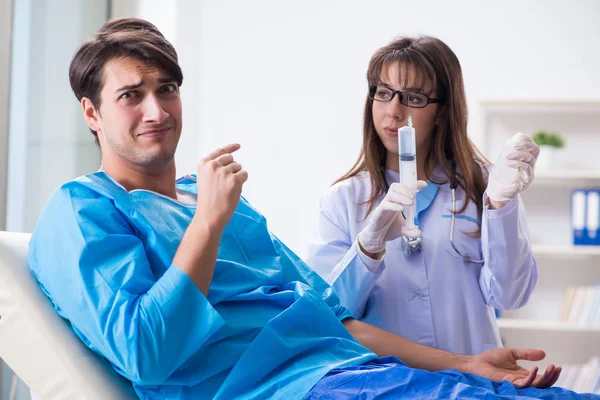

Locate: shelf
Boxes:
[482,100,600,360]
[497,318,600,332]
[534,170,600,182]
[480,100,600,114]
[532,244,600,257]
[481,99,600,106]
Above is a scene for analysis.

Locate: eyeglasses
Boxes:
[368,84,442,109]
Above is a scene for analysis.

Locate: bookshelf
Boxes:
[497,319,600,332]
[535,170,600,184]
[480,100,600,378]
[532,244,600,257]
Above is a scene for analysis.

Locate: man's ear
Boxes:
[82,97,101,132]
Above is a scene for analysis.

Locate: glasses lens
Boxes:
[401,91,428,108]
[370,85,394,102]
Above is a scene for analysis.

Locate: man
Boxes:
[29,18,590,400]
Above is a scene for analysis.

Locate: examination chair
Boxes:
[0,231,137,399]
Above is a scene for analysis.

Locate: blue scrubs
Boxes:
[29,172,596,399]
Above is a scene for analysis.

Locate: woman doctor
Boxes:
[306,36,540,356]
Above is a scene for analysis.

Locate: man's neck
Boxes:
[100,157,178,199]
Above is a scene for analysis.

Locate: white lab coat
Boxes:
[305,168,537,355]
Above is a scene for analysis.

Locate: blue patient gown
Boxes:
[29,172,375,399]
[29,172,598,400]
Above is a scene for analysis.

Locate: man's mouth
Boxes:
[138,127,171,137]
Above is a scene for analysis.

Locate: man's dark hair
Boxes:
[69,18,183,140]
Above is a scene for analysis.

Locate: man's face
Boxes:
[86,56,182,170]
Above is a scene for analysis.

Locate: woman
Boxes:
[306,36,540,356]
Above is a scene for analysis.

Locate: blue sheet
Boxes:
[305,356,598,399]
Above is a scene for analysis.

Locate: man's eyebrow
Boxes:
[116,80,143,93]
[157,77,177,84]
[115,77,178,93]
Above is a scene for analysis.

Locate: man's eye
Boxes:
[160,84,177,93]
[120,92,138,100]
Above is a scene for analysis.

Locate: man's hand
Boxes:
[173,143,248,296]
[465,348,561,388]
[195,143,248,232]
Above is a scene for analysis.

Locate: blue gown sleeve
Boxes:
[29,184,224,385]
[479,193,538,310]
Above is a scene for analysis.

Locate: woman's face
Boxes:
[372,63,439,167]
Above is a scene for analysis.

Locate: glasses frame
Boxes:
[368,84,442,109]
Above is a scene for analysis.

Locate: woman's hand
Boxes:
[487,135,540,206]
[358,181,427,258]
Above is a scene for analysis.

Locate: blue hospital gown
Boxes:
[29,172,376,399]
[29,172,598,400]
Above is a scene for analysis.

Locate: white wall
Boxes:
[4,2,108,398]
[192,0,600,256]
[0,0,12,232]
[114,0,600,256]
[6,0,107,233]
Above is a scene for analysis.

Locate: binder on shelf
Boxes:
[587,190,600,246]
[572,190,587,245]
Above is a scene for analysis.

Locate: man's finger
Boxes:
[515,365,537,388]
[226,162,242,174]
[235,170,249,184]
[205,143,241,160]
[533,364,555,388]
[215,153,235,166]
[547,366,562,388]
[512,348,546,362]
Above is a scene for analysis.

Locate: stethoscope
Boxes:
[400,163,485,264]
[447,180,485,264]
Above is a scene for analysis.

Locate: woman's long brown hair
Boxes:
[335,36,488,233]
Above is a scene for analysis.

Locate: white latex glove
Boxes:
[487,135,540,203]
[358,180,427,255]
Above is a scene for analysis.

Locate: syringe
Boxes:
[398,116,417,229]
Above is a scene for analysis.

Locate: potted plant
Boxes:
[532,130,565,170]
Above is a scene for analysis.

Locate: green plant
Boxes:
[532,130,565,148]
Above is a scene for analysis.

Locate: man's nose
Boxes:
[142,94,169,123]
